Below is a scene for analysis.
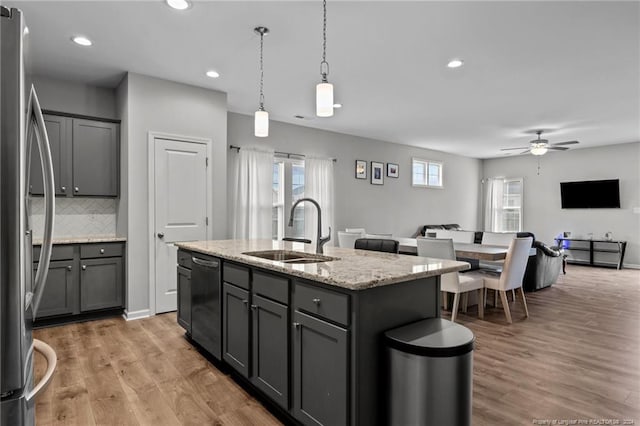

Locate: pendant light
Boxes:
[316,0,334,117]
[254,26,269,137]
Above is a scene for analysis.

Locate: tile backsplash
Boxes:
[30,197,117,238]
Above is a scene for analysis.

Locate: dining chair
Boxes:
[345,228,366,234]
[416,238,484,322]
[482,236,532,324]
[481,232,517,246]
[337,231,362,248]
[354,238,399,254]
[434,230,475,244]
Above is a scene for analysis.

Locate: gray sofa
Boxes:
[412,224,563,291]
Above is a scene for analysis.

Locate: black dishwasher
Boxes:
[191,253,222,360]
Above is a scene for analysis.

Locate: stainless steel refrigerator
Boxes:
[1,6,57,425]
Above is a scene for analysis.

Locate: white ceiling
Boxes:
[8,0,640,159]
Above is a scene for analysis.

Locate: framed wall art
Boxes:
[387,163,399,178]
[355,160,367,179]
[371,161,384,185]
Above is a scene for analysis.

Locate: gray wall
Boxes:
[117,73,228,316]
[31,75,117,119]
[227,112,482,239]
[483,142,640,267]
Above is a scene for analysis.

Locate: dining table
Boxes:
[395,237,509,260]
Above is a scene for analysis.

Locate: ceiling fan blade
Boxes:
[500,146,530,151]
[520,149,531,154]
[548,146,569,151]
[551,140,579,146]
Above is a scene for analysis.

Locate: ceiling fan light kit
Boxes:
[500,130,579,156]
[254,26,269,137]
[316,0,334,117]
[530,144,548,156]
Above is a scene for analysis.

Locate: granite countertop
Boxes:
[176,239,469,291]
[33,235,127,246]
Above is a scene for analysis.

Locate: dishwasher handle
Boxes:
[192,257,219,268]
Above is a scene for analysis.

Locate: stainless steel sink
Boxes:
[242,250,337,264]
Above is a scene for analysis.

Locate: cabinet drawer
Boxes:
[223,263,250,290]
[80,242,124,259]
[33,245,74,262]
[177,250,193,269]
[253,271,289,304]
[294,282,349,326]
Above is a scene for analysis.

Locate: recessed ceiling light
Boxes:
[166,0,191,10]
[71,36,92,47]
[206,70,220,78]
[447,59,464,68]
[333,103,342,108]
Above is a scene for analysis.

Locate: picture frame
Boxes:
[355,160,367,179]
[387,163,399,178]
[371,161,384,185]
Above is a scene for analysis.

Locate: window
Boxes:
[486,177,523,232]
[500,178,523,232]
[272,159,305,240]
[412,158,443,188]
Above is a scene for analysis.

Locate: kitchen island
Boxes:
[175,239,468,426]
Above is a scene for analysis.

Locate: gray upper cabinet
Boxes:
[72,119,119,197]
[28,112,120,198]
[29,114,68,196]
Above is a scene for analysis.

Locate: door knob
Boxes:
[157,232,165,239]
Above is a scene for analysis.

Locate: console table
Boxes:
[555,238,627,270]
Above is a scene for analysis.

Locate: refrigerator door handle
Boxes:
[25,339,57,401]
[26,85,55,317]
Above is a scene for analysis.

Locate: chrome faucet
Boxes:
[288,197,331,254]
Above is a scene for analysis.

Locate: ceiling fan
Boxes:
[501,130,579,156]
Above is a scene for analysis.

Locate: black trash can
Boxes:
[384,318,475,426]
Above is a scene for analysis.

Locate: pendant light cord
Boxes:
[259,30,265,110]
[320,0,329,82]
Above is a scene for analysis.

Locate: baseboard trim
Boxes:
[623,263,640,270]
[123,309,151,321]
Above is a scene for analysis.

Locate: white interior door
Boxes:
[154,137,208,313]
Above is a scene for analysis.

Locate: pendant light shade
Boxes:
[316,82,334,117]
[316,0,334,118]
[254,26,269,137]
[254,109,269,137]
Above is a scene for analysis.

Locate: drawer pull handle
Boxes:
[82,265,87,270]
[312,298,321,305]
[100,248,105,254]
[250,304,257,310]
[293,322,301,329]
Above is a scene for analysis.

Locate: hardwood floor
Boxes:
[34,265,640,425]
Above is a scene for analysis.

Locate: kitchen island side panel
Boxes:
[352,275,441,426]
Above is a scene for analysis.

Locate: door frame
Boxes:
[147,131,213,316]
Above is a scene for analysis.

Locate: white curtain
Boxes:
[304,157,335,247]
[484,177,504,232]
[232,146,274,239]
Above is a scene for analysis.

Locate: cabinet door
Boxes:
[177,266,191,334]
[293,311,348,426]
[72,119,119,197]
[80,257,123,312]
[251,294,289,409]
[34,260,75,318]
[29,114,69,196]
[222,282,250,378]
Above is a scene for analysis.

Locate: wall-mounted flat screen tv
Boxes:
[560,179,620,208]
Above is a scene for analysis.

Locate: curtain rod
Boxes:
[229,145,336,162]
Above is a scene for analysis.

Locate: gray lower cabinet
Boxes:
[80,257,123,311]
[293,310,348,426]
[34,260,75,317]
[222,282,250,377]
[251,294,289,409]
[28,112,120,198]
[177,265,192,333]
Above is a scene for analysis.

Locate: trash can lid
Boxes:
[384,318,475,357]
